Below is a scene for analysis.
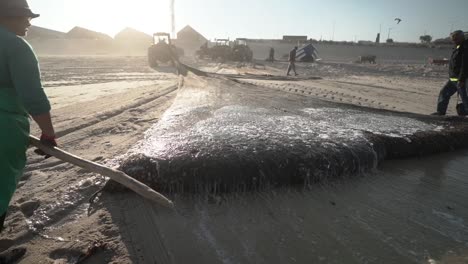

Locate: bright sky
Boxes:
[29,0,468,42]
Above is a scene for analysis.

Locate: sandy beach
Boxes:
[2,55,468,263]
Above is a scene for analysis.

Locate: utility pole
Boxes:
[332,20,336,41]
[170,0,176,38]
[387,27,393,40]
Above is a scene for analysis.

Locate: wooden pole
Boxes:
[29,136,174,208]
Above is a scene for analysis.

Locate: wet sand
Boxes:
[111,66,468,264]
[110,150,468,264]
[2,56,468,263]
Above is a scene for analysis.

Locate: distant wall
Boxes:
[248,41,453,64]
[282,35,308,42]
[28,38,454,64]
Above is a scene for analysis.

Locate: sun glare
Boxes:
[67,0,171,36]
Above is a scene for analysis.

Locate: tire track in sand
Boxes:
[8,84,179,251]
[241,79,431,114]
[55,85,178,138]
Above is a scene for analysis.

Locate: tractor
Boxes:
[148,32,184,69]
[196,38,254,62]
[208,39,232,61]
[231,38,253,62]
[196,41,210,60]
[196,39,231,61]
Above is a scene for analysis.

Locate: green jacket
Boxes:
[0,25,50,116]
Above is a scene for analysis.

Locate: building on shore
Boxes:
[282,35,308,43]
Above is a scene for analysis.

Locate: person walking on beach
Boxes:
[432,30,468,116]
[0,0,57,261]
[287,46,298,76]
[268,47,275,62]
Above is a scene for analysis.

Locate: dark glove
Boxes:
[34,134,57,159]
[458,80,466,89]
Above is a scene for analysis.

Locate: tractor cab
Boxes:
[153,33,171,46]
[148,32,178,70]
[235,38,248,46]
[208,39,232,61]
[215,39,230,47]
[232,38,253,62]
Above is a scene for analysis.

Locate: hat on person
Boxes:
[0,0,40,18]
[451,30,464,38]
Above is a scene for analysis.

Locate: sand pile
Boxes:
[114,28,152,55]
[66,27,113,41]
[25,26,66,40]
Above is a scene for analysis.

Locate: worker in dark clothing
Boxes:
[287,46,298,76]
[0,0,57,262]
[432,30,468,116]
[268,47,275,62]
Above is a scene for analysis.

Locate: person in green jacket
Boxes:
[0,0,57,262]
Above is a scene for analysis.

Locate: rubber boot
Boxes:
[0,247,26,264]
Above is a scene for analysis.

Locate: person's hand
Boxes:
[459,81,466,89]
[34,134,57,159]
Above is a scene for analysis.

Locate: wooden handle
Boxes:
[29,136,174,208]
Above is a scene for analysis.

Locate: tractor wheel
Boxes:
[148,48,159,68]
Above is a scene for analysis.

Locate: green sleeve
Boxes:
[7,37,51,116]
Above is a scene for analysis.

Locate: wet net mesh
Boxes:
[112,74,468,193]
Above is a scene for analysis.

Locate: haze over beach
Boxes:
[30,0,468,41]
[2,0,468,263]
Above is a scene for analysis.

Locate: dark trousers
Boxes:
[437,80,468,115]
[0,213,5,233]
[287,62,297,75]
